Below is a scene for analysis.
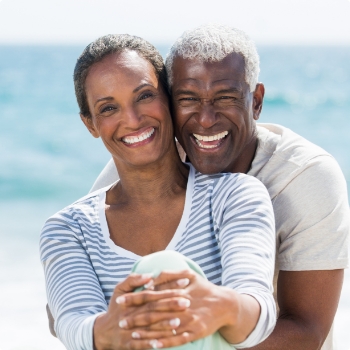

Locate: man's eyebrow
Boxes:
[173,89,198,96]
[215,87,242,94]
[94,96,114,107]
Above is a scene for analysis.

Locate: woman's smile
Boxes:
[121,126,156,147]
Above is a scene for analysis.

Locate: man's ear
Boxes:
[80,114,100,138]
[252,83,265,121]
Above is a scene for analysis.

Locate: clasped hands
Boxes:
[93,270,234,350]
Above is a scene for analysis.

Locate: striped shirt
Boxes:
[40,164,276,350]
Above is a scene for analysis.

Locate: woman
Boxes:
[40,34,276,350]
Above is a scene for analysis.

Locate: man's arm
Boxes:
[246,269,344,350]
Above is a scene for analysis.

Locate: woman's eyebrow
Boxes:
[133,83,154,93]
[94,96,114,107]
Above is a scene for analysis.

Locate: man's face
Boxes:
[171,52,264,174]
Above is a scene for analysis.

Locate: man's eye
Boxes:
[215,96,236,106]
[178,97,199,106]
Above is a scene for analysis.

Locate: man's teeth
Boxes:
[193,131,228,142]
[193,131,228,148]
[122,128,155,144]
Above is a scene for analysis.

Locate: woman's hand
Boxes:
[93,273,191,350]
[115,270,240,347]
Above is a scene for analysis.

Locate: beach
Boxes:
[0,45,349,349]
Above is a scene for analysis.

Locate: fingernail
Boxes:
[177,278,190,287]
[142,273,154,279]
[144,279,154,289]
[150,340,163,349]
[169,318,181,327]
[131,331,141,339]
[116,296,126,304]
[119,319,128,328]
[178,298,191,307]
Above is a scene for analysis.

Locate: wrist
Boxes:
[93,313,112,350]
[217,286,240,330]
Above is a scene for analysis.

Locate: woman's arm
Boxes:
[41,206,190,350]
[40,209,108,349]
[215,174,276,347]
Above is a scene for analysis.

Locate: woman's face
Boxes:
[83,50,173,169]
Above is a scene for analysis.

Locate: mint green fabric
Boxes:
[131,250,235,350]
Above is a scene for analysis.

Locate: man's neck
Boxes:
[228,136,258,174]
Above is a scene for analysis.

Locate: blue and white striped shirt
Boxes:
[40,164,276,349]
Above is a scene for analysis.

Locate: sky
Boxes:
[0,0,350,46]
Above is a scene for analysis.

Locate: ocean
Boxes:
[0,45,349,349]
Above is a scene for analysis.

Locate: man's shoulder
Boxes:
[256,123,330,165]
[251,123,339,198]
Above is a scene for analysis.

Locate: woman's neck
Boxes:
[107,147,189,206]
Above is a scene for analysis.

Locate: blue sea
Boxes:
[0,45,349,349]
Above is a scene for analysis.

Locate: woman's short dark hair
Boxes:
[74,34,168,118]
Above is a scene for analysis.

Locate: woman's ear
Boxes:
[80,114,100,138]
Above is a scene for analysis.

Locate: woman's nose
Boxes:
[122,106,142,128]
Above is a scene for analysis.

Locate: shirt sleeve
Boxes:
[213,174,277,348]
[274,155,349,271]
[90,158,119,193]
[40,209,108,350]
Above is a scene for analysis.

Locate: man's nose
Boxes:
[196,102,217,129]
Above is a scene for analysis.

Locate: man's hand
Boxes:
[244,269,344,350]
[46,304,56,337]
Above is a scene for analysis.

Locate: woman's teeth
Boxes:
[122,128,155,144]
[193,131,228,149]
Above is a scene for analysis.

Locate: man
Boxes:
[60,25,349,349]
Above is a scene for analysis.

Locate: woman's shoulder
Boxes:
[41,184,113,234]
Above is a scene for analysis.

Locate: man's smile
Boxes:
[192,131,228,149]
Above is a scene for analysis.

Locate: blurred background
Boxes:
[0,0,349,349]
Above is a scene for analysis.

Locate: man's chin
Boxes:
[189,157,228,175]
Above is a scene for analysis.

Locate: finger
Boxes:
[119,310,187,329]
[125,338,164,350]
[114,273,154,298]
[119,298,190,329]
[153,277,191,291]
[130,326,179,340]
[156,332,194,348]
[126,332,193,349]
[116,289,186,307]
[152,270,194,288]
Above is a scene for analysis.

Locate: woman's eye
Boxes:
[139,92,154,101]
[100,106,116,113]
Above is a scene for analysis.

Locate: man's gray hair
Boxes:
[165,24,260,92]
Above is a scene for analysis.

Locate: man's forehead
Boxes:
[172,53,246,85]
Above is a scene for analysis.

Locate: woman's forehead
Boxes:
[86,51,158,89]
